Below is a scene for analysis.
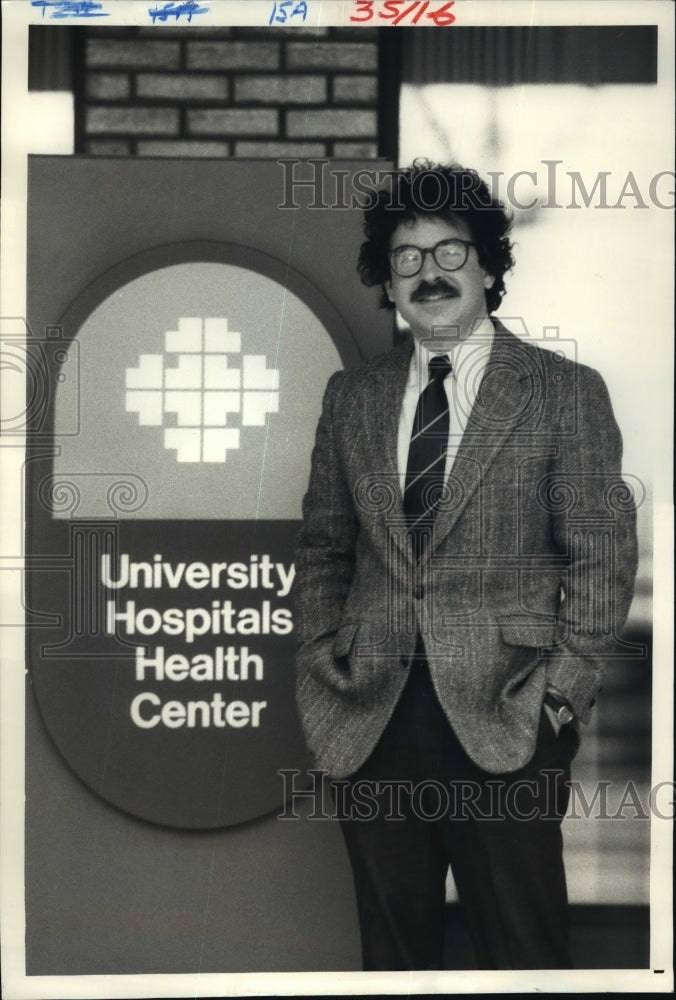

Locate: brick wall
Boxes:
[79,26,380,158]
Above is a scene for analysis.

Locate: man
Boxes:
[293,162,638,970]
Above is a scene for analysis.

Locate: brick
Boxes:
[137,141,230,158]
[286,42,377,71]
[286,109,376,138]
[328,26,377,39]
[234,75,326,104]
[86,39,180,70]
[137,27,233,38]
[333,141,379,158]
[85,27,137,39]
[86,73,131,100]
[86,107,179,136]
[332,75,377,104]
[238,26,329,38]
[187,42,280,71]
[136,74,230,101]
[235,141,326,158]
[85,140,132,156]
[188,109,278,136]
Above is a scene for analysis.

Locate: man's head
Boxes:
[358,161,514,342]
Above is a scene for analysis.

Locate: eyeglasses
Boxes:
[389,239,475,277]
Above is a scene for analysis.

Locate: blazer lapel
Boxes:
[349,327,542,562]
[430,324,541,553]
[356,340,413,552]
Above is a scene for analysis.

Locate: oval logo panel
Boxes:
[27,243,358,829]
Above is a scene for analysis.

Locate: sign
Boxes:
[27,241,357,828]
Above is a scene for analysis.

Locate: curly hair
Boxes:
[357,160,514,314]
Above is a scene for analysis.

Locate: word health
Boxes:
[350,0,456,26]
[135,644,265,683]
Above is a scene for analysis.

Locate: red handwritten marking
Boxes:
[350,0,372,21]
[412,1,429,24]
[427,1,455,25]
[394,1,419,25]
[350,0,455,25]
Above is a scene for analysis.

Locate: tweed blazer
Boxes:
[294,321,638,777]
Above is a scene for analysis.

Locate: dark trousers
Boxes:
[337,658,579,971]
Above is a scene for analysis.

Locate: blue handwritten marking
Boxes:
[32,0,108,17]
[268,0,308,25]
[148,1,209,23]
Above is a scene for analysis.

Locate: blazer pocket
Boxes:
[499,618,556,649]
[498,618,556,698]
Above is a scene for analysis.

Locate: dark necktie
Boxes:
[403,354,452,557]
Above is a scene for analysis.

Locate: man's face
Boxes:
[385,214,495,343]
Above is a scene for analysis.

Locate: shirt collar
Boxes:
[411,316,495,381]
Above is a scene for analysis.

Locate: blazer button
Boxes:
[400,656,408,668]
[414,583,425,600]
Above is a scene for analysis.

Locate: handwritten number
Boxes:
[378,0,402,19]
[412,0,428,23]
[427,0,455,25]
[350,0,373,22]
[393,1,419,25]
[32,0,109,17]
[269,0,307,23]
[270,1,286,24]
[355,0,455,25]
[148,2,209,23]
[378,0,427,21]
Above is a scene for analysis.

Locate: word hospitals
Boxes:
[278,158,675,211]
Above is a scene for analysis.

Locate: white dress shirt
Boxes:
[397,317,495,494]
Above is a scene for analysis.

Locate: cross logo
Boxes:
[125,317,279,462]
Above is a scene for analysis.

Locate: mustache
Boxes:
[410,279,459,302]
